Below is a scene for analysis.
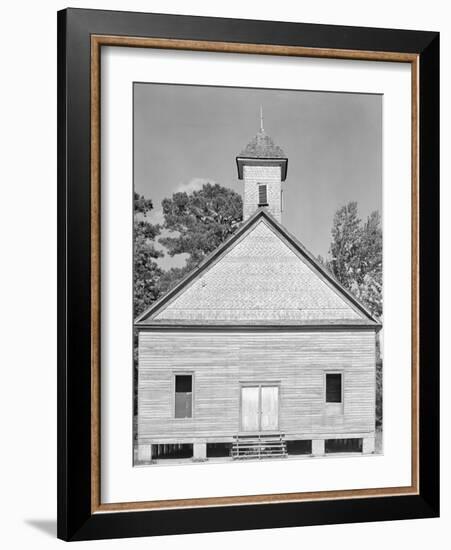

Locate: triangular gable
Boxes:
[135,210,379,326]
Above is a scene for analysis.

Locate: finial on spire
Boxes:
[260,105,264,132]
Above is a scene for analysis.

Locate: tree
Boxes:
[133,192,163,318]
[160,183,243,270]
[328,202,363,294]
[356,211,382,319]
[375,358,383,427]
[157,266,191,297]
[326,202,382,319]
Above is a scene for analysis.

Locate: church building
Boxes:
[135,116,381,464]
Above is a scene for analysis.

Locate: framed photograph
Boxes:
[57,8,439,541]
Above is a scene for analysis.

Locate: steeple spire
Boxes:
[260,105,264,132]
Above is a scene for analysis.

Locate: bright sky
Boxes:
[134,83,382,269]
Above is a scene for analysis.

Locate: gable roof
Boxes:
[135,209,380,328]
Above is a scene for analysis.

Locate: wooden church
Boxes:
[135,116,381,464]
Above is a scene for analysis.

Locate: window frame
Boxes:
[323,370,344,405]
[173,371,195,419]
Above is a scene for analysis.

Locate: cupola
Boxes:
[236,107,288,222]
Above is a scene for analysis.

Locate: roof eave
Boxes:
[236,156,288,181]
[135,320,382,330]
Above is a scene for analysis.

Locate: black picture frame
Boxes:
[57,7,439,541]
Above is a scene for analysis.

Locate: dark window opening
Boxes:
[258,184,268,206]
[175,374,193,418]
[326,373,342,403]
[207,443,233,458]
[286,440,312,455]
[325,438,362,453]
[152,443,193,459]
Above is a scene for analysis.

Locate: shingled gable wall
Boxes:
[151,218,364,323]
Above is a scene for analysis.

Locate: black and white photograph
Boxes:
[0,0,443,545]
[133,83,383,465]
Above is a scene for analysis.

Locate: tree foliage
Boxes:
[160,183,243,271]
[133,192,163,318]
[356,211,383,318]
[328,202,363,292]
[325,201,382,319]
[376,358,383,427]
[157,266,192,297]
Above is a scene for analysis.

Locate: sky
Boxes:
[134,83,382,269]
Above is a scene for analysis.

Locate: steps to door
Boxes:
[231,433,287,459]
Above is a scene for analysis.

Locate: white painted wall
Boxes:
[0,1,448,549]
[243,165,282,220]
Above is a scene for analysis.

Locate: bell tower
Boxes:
[236,107,288,222]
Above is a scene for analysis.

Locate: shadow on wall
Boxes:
[25,519,57,538]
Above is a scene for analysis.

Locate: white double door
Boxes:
[241,385,279,432]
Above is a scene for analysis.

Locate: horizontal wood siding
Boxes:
[137,330,376,441]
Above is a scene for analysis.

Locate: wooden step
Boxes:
[231,433,288,460]
[233,450,286,453]
[234,441,283,445]
[232,443,286,449]
[231,453,287,459]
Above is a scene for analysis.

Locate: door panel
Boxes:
[261,386,279,431]
[241,385,279,432]
[241,387,259,431]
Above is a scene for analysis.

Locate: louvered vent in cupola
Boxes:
[258,184,268,206]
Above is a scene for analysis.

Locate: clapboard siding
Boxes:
[137,330,376,441]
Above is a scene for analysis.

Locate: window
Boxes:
[325,373,342,403]
[258,184,268,206]
[175,374,193,418]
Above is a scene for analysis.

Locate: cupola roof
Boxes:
[240,128,286,158]
[240,107,286,158]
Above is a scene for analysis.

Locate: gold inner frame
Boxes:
[90,35,419,514]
